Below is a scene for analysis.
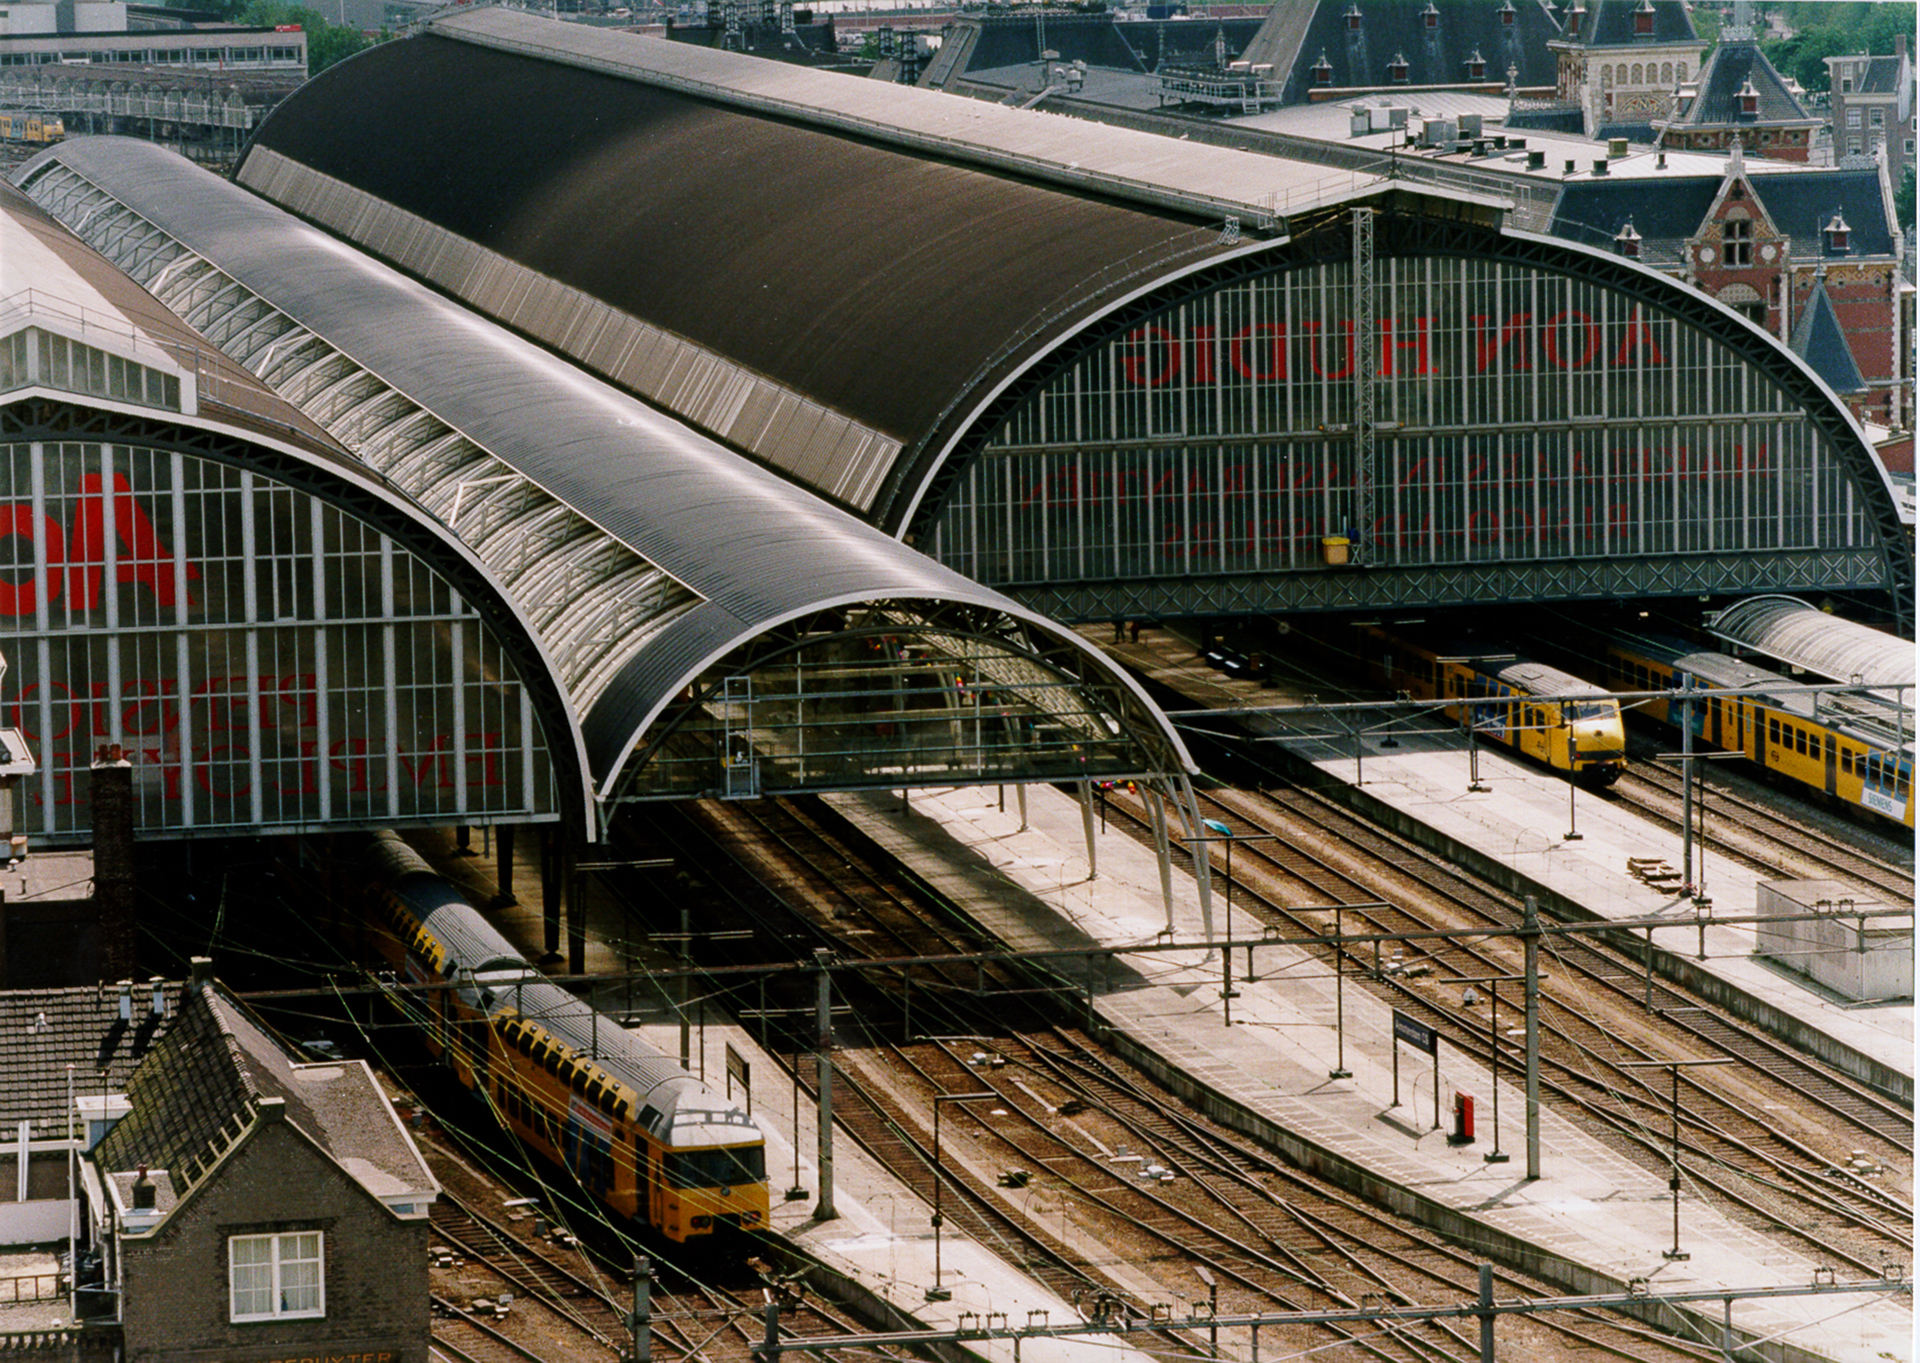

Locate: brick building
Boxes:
[1551,144,1908,429]
[74,961,437,1363]
[1826,37,1914,181]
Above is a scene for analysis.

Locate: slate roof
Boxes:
[1,983,180,1138]
[1750,169,1896,258]
[91,977,435,1210]
[1855,54,1906,97]
[1562,0,1694,49]
[1546,167,1894,263]
[1266,0,1560,105]
[1790,277,1868,395]
[1668,39,1815,128]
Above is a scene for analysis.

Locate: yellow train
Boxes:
[0,112,64,144]
[357,832,771,1242]
[1356,624,1627,786]
[1598,632,1914,830]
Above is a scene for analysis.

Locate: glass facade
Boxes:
[927,254,1874,592]
[623,605,1152,798]
[0,439,557,841]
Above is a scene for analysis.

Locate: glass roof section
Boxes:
[22,157,702,720]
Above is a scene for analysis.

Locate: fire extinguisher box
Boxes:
[1448,1091,1475,1145]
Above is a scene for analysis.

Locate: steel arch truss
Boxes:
[611,598,1184,801]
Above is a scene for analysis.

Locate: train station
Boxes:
[0,5,1910,1363]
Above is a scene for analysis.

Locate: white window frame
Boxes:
[1846,108,1862,128]
[228,1231,325,1322]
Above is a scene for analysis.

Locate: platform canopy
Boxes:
[16,140,1194,830]
[1707,596,1915,694]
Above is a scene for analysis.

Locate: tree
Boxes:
[1897,166,1916,236]
[221,0,373,74]
[1761,3,1916,93]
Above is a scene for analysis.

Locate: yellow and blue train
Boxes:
[1596,631,1914,830]
[1355,624,1627,786]
[0,112,63,144]
[357,832,771,1242]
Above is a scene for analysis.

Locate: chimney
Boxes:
[148,977,165,1019]
[93,746,136,981]
[190,956,213,990]
[116,981,131,1022]
[131,1165,156,1210]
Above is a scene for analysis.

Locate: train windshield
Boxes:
[1566,702,1614,721]
[665,1145,766,1189]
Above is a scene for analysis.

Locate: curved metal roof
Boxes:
[18,137,1193,798]
[1707,596,1915,692]
[235,7,1488,527]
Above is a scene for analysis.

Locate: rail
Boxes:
[0,1274,61,1305]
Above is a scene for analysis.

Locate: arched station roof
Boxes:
[228,8,1908,633]
[235,5,1495,530]
[1,177,587,841]
[17,137,1194,818]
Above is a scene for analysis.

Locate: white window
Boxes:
[229,1232,324,1322]
[1846,108,1862,128]
[1870,107,1885,126]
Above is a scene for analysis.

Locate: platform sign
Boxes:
[725,1044,750,1114]
[1391,1009,1442,1134]
[1393,1010,1437,1055]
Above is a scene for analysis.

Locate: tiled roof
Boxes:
[1750,169,1896,258]
[1272,0,1560,104]
[92,980,435,1208]
[1857,54,1906,97]
[1671,40,1813,127]
[1566,0,1694,49]
[1790,277,1868,394]
[1,983,180,1138]
[1546,167,1895,263]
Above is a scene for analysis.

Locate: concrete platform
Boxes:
[831,781,1913,1363]
[1093,622,1912,1100]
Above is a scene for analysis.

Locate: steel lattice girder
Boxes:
[1005,548,1895,625]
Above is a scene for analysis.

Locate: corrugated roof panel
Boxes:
[1708,596,1915,692]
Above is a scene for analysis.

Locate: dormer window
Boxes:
[1738,79,1758,116]
[1633,0,1654,35]
[1826,212,1851,252]
[1421,2,1437,28]
[1312,52,1333,86]
[1344,3,1361,31]
[1499,0,1515,24]
[1614,220,1642,258]
[1566,1,1584,37]
[1388,53,1409,83]
[1466,49,1485,79]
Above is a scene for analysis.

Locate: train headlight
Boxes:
[692,1215,712,1229]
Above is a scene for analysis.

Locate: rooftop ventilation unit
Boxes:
[1458,112,1483,139]
[1607,136,1629,157]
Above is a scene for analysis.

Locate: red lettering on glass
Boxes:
[0,507,64,615]
[1117,325,1181,387]
[1227,324,1287,380]
[65,473,199,612]
[1542,310,1600,368]
[1304,321,1355,379]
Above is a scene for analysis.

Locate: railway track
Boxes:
[662,795,1742,1363]
[1090,781,1912,1272]
[1611,762,1912,907]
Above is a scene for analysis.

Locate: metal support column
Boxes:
[1522,896,1542,1181]
[813,950,837,1222]
[1077,780,1098,879]
[629,1255,651,1363]
[1148,780,1177,934]
[494,824,517,906]
[1173,773,1216,941]
[1351,205,1376,566]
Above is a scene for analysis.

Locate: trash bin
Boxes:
[1321,536,1350,566]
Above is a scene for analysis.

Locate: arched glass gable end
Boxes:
[611,600,1179,800]
[915,212,1908,630]
[0,413,563,841]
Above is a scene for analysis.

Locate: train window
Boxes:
[1841,751,1854,775]
[1767,718,1779,745]
[664,1145,768,1189]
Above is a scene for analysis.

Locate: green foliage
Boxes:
[1897,166,1916,235]
[1759,3,1915,93]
